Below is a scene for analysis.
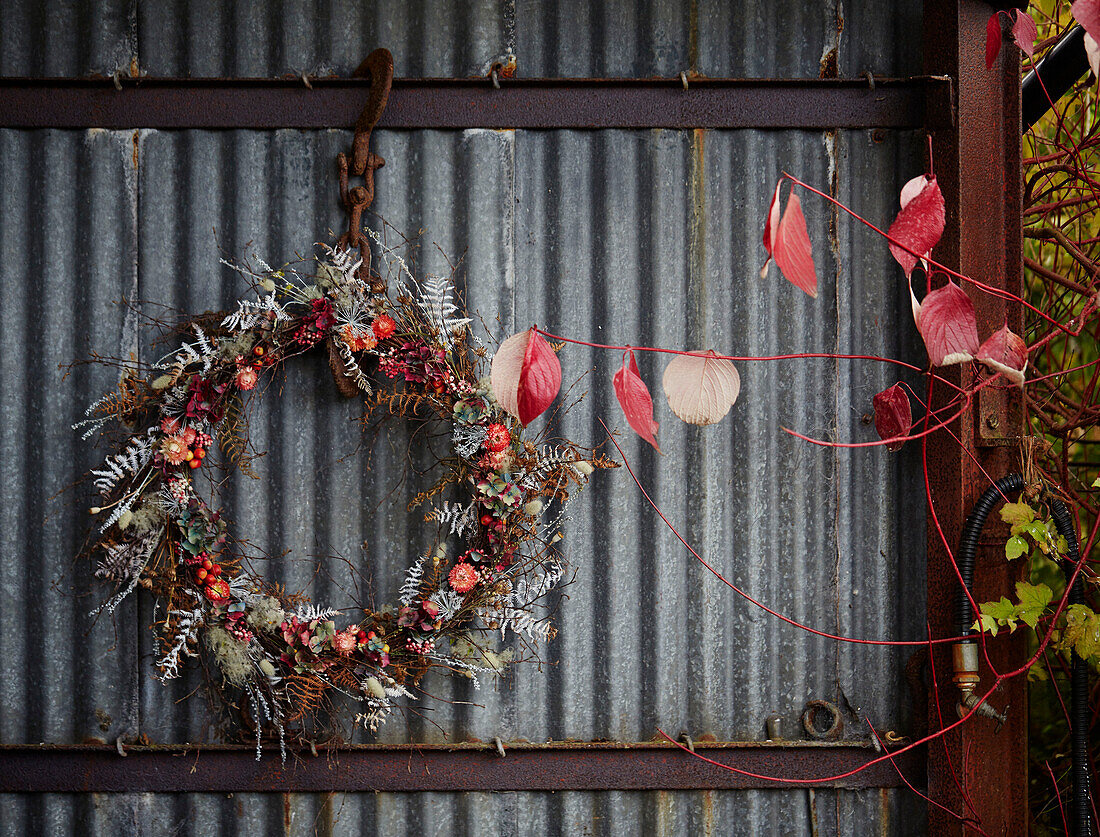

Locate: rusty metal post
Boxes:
[923,1,1026,833]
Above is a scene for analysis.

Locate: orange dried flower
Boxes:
[372,314,396,341]
[341,324,378,352]
[161,434,189,465]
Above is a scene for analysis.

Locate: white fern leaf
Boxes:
[398,556,428,606]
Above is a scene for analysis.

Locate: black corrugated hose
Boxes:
[956,473,1026,637]
[955,474,1093,835]
[1050,499,1093,837]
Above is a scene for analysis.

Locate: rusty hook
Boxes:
[350,48,394,182]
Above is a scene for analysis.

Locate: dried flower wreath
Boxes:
[77,238,610,756]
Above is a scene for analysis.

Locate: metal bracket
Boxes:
[977,385,1023,447]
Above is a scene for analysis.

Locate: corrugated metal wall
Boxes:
[1,1,930,834]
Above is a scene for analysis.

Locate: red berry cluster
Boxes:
[191,553,229,605]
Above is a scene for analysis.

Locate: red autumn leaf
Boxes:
[761,181,818,298]
[977,324,1028,387]
[517,328,562,424]
[915,281,980,367]
[1072,0,1100,43]
[490,327,562,424]
[1073,1,1100,75]
[873,383,912,452]
[986,12,1004,69]
[887,175,945,278]
[1011,9,1038,58]
[662,351,741,426]
[613,350,661,453]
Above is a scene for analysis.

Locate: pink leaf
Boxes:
[518,328,562,424]
[1086,33,1100,79]
[761,182,818,297]
[490,330,528,419]
[915,282,980,367]
[977,324,1028,387]
[1072,0,1100,44]
[873,383,912,452]
[613,350,661,453]
[761,180,782,259]
[986,12,1003,69]
[887,175,946,278]
[662,350,741,426]
[1011,9,1038,58]
[490,328,562,424]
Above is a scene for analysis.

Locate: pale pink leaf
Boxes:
[873,383,912,452]
[1086,33,1100,79]
[1011,9,1038,57]
[1072,0,1100,44]
[916,282,980,367]
[490,329,529,419]
[662,350,741,426]
[986,12,1004,69]
[759,180,783,279]
[899,173,927,209]
[613,350,661,453]
[773,190,818,297]
[517,328,562,424]
[908,276,922,327]
[977,324,1028,387]
[887,175,946,277]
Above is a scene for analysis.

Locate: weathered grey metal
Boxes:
[1,0,928,834]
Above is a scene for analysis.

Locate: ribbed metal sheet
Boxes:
[2,0,929,834]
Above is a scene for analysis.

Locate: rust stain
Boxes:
[819,2,844,79]
[879,787,891,837]
[129,55,140,78]
[701,789,715,837]
[283,790,291,834]
[130,130,139,170]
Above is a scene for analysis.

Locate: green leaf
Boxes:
[1062,606,1100,661]
[1014,581,1053,629]
[1000,501,1036,535]
[981,597,1017,622]
[974,613,1000,637]
[1062,605,1091,654]
[1005,535,1029,560]
[1092,475,1099,489]
[1024,520,1050,546]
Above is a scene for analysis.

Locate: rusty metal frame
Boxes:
[0,742,921,793]
[922,1,1026,833]
[0,76,953,130]
[0,6,1028,808]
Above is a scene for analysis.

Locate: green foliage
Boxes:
[1061,604,1100,663]
[975,582,1053,635]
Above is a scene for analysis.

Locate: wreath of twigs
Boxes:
[77,236,612,757]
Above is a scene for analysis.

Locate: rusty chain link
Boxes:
[329,48,393,397]
[336,48,393,267]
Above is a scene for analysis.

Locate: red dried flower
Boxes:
[372,314,396,340]
[484,423,511,453]
[203,578,232,606]
[448,562,478,594]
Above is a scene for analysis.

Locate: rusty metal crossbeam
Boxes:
[0,76,953,130]
[0,742,922,793]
